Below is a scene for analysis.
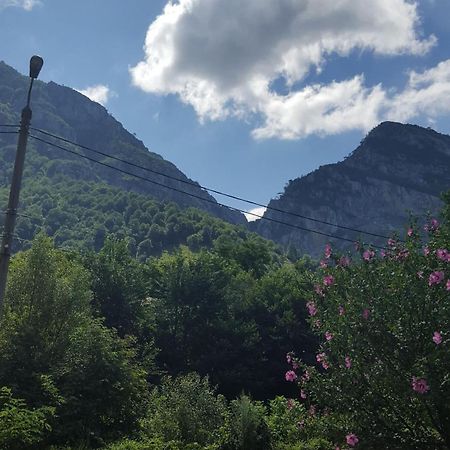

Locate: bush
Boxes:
[0,386,54,450]
[286,206,450,449]
[140,373,228,448]
[223,395,272,450]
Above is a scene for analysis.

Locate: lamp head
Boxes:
[29,55,43,79]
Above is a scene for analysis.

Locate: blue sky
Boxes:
[1,0,450,218]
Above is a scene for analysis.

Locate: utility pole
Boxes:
[0,55,43,313]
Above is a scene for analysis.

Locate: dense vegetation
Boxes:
[0,193,448,449]
[1,62,449,450]
[0,138,276,260]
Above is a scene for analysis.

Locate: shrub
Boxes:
[140,373,228,448]
[286,208,450,449]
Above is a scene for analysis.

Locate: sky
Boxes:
[1,0,450,220]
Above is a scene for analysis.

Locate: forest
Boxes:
[0,190,448,449]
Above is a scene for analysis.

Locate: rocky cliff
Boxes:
[251,122,450,257]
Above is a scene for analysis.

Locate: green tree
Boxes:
[147,248,261,397]
[140,373,228,448]
[0,235,148,447]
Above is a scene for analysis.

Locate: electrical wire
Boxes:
[30,126,395,242]
[29,133,387,249]
[0,211,41,220]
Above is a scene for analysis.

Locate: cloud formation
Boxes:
[131,0,441,139]
[76,84,113,106]
[245,207,267,222]
[0,0,40,11]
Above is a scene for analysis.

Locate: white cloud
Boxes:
[0,0,41,11]
[387,60,450,123]
[245,207,267,222]
[76,84,114,106]
[130,0,438,139]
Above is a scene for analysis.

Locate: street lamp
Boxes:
[0,55,44,312]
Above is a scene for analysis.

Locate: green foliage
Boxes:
[0,386,54,450]
[266,397,305,447]
[0,236,148,448]
[146,248,263,397]
[287,207,450,449]
[140,373,228,448]
[223,395,272,450]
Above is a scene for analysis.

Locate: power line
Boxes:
[29,133,386,249]
[30,126,395,242]
[0,211,41,220]
[0,131,18,135]
[0,124,19,128]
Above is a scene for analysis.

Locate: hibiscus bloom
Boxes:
[411,377,429,394]
[346,433,359,447]
[285,370,297,382]
[429,271,445,286]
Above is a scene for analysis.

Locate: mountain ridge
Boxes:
[251,121,450,257]
[0,60,245,225]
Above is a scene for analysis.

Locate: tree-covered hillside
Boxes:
[0,137,275,259]
[0,61,244,225]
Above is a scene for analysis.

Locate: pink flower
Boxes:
[325,331,333,341]
[323,275,335,287]
[362,308,370,320]
[316,352,329,369]
[424,246,430,256]
[346,433,359,447]
[324,243,332,259]
[388,238,396,247]
[314,284,325,297]
[285,370,297,382]
[300,389,307,399]
[345,356,352,368]
[306,301,317,316]
[433,331,442,345]
[429,271,445,286]
[286,353,292,364]
[338,305,345,316]
[292,361,299,370]
[407,228,414,237]
[363,249,375,261]
[411,377,429,394]
[320,259,328,268]
[302,370,311,382]
[338,256,351,267]
[380,250,386,258]
[287,398,294,410]
[425,218,439,232]
[436,249,450,262]
[447,279,450,291]
[395,249,409,261]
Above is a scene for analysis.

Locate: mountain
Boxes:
[251,121,450,257]
[0,61,244,225]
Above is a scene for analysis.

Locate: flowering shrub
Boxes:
[286,196,450,449]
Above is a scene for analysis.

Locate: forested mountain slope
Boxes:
[0,61,244,224]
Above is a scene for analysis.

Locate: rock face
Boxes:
[0,61,245,224]
[252,122,450,257]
